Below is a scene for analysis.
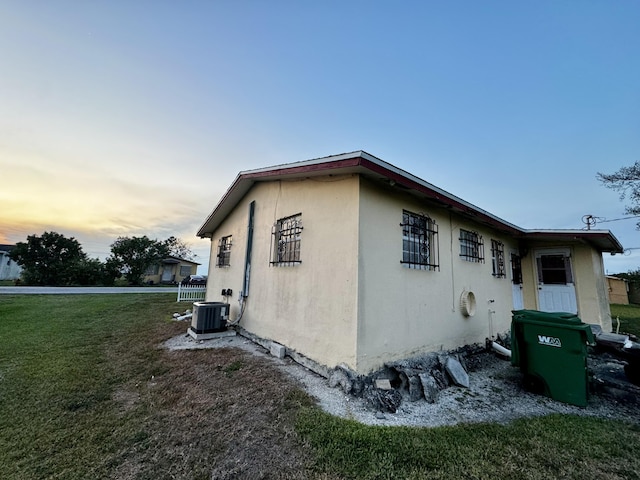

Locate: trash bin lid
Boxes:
[511,309,595,345]
[512,309,582,325]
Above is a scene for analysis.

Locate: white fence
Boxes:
[177,284,206,302]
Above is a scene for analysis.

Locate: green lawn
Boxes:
[610,303,640,337]
[0,294,183,479]
[297,410,640,480]
[0,295,639,479]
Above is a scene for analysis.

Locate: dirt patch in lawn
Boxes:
[110,323,323,480]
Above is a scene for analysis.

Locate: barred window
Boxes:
[459,229,484,263]
[270,213,302,266]
[401,210,439,270]
[179,265,191,276]
[491,239,506,277]
[216,235,232,267]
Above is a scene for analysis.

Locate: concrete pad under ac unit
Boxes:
[187,328,237,341]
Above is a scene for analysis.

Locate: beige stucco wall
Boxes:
[204,174,615,375]
[206,175,360,370]
[355,179,517,373]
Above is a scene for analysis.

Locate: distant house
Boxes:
[0,245,22,281]
[607,276,629,305]
[197,151,623,374]
[143,256,199,284]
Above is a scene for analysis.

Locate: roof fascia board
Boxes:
[239,151,524,235]
[357,157,523,235]
[197,152,624,253]
[238,150,370,176]
[197,152,369,237]
[521,229,623,253]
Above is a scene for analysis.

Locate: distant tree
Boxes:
[101,257,122,286]
[163,236,195,261]
[598,161,640,227]
[107,236,169,285]
[612,269,640,283]
[67,258,107,286]
[9,231,87,285]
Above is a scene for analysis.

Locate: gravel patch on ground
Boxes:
[164,331,640,428]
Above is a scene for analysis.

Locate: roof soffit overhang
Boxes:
[197,151,524,237]
[196,151,624,255]
[519,230,624,254]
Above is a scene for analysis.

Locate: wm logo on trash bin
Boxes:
[537,335,562,348]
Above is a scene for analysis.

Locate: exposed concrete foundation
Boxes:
[269,342,286,359]
[187,328,237,341]
[230,324,508,412]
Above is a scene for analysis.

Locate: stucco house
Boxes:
[197,151,623,374]
[143,256,199,284]
[0,245,22,281]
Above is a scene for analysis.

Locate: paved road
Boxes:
[0,286,178,295]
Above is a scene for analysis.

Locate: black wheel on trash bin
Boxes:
[523,374,546,394]
[624,363,640,386]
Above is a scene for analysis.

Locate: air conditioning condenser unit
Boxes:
[189,301,229,334]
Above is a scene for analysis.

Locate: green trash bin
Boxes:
[511,309,595,407]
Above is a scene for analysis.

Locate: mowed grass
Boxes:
[1,295,639,479]
[0,294,185,479]
[610,303,640,337]
[297,409,640,480]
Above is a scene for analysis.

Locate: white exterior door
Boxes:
[510,252,524,310]
[536,249,577,313]
[161,267,173,282]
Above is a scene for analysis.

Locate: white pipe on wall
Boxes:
[491,341,511,359]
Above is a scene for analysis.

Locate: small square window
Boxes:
[400,210,439,271]
[216,235,232,267]
[270,214,302,266]
[459,229,484,263]
[491,239,506,277]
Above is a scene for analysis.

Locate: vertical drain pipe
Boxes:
[243,201,255,298]
[230,201,254,326]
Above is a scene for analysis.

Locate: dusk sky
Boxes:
[1,1,639,274]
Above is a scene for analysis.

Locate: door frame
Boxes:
[535,248,577,313]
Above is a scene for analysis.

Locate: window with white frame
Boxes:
[401,210,439,270]
[459,229,484,263]
[270,213,302,266]
[491,239,506,277]
[216,235,232,267]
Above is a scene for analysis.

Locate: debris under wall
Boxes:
[327,344,491,413]
[232,324,514,414]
